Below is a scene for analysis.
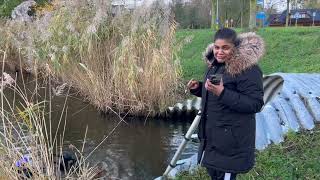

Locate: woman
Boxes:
[187,28,265,180]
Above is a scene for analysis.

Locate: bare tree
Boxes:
[286,0,290,27]
[172,0,211,29]
[240,0,244,28]
[211,0,216,29]
[249,0,256,29]
[305,0,320,8]
[265,0,286,14]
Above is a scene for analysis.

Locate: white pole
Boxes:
[162,111,202,178]
[313,12,315,26]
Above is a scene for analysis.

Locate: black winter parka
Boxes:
[191,32,265,173]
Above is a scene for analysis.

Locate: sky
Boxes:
[265,0,288,12]
[112,0,291,13]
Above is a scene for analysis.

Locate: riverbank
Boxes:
[174,26,320,179]
[175,125,320,180]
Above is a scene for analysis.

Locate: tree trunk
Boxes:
[286,0,290,27]
[249,0,256,29]
[211,0,216,29]
[240,0,243,28]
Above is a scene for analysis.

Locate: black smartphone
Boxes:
[209,74,223,85]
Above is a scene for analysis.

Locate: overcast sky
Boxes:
[113,0,291,13]
[265,0,288,12]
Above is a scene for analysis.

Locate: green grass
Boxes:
[177,27,320,81]
[176,29,214,81]
[0,0,22,17]
[175,125,320,180]
[175,27,320,179]
[0,0,49,17]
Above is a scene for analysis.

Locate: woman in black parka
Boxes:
[187,28,265,180]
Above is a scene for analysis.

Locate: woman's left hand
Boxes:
[205,78,224,96]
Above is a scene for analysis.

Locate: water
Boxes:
[2,74,198,180]
[55,101,198,180]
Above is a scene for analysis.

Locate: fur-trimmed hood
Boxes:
[204,32,265,76]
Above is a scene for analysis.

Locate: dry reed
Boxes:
[0,70,102,179]
[0,0,182,117]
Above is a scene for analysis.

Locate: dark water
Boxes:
[52,97,198,180]
[3,74,198,180]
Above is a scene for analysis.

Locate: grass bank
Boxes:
[175,127,320,180]
[175,27,320,179]
[177,27,320,81]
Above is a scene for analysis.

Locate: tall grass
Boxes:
[1,0,182,117]
[0,71,103,179]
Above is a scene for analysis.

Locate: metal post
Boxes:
[313,12,316,26]
[295,0,298,27]
[161,111,202,178]
[263,0,265,27]
[216,0,219,28]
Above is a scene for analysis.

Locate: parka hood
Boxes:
[204,32,265,76]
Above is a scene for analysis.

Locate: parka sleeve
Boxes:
[190,82,203,97]
[218,66,264,113]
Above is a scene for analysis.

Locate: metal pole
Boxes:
[263,0,265,27]
[216,0,219,28]
[313,12,315,26]
[295,0,298,26]
[162,111,202,178]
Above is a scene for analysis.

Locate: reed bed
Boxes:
[0,0,182,117]
[0,71,102,179]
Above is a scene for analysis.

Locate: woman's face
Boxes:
[213,39,234,63]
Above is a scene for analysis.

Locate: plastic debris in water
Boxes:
[15,155,32,167]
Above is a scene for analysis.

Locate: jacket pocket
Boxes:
[208,124,238,156]
[232,119,256,150]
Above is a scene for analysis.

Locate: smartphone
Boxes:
[209,74,223,85]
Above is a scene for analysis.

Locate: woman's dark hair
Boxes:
[213,28,240,47]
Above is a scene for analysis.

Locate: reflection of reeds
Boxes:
[0,72,100,179]
[0,0,182,116]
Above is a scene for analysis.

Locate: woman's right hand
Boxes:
[187,79,199,90]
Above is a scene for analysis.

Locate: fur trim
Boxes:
[203,32,265,76]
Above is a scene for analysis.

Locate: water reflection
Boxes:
[2,74,198,179]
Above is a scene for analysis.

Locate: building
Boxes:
[111,0,144,10]
[269,9,320,26]
[268,13,283,26]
